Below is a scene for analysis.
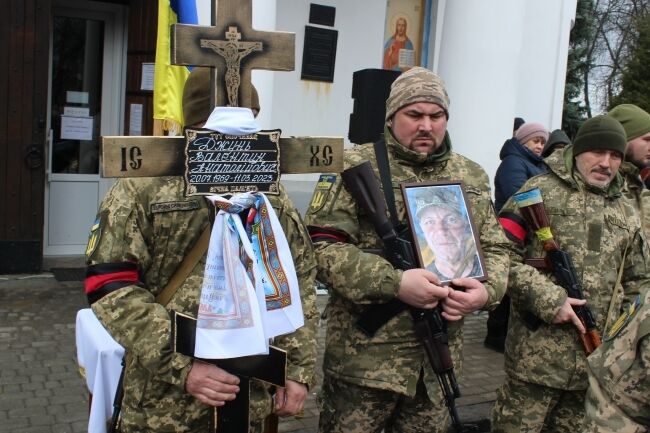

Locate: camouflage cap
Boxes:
[385,67,450,121]
[182,67,260,127]
[415,187,460,219]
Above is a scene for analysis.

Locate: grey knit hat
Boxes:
[385,67,450,121]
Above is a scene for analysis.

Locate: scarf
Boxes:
[193,192,303,360]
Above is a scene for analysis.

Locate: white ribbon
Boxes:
[194,193,303,359]
[204,107,260,135]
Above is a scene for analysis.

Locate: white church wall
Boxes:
[515,0,577,131]
[251,0,279,131]
[436,0,527,186]
[247,0,576,212]
[266,0,387,213]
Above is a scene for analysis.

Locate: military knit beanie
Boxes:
[182,67,260,127]
[572,115,627,158]
[608,104,650,141]
[542,129,571,157]
[385,67,450,121]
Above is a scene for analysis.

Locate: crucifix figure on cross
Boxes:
[200,26,262,107]
[93,1,344,433]
[171,0,294,109]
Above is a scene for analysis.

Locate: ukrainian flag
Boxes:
[153,0,199,134]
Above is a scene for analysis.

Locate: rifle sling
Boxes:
[111,224,210,433]
[373,138,400,228]
[156,224,211,306]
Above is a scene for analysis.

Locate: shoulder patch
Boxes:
[85,216,102,258]
[150,200,200,213]
[308,174,337,214]
[605,294,643,341]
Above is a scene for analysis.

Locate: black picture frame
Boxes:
[401,181,487,284]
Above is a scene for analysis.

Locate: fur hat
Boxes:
[385,67,450,121]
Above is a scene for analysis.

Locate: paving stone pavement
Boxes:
[0,273,505,433]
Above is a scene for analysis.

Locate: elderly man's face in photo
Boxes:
[418,205,468,263]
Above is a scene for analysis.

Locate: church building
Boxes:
[0,0,576,272]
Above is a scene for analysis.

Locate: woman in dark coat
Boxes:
[486,122,549,352]
[494,122,549,212]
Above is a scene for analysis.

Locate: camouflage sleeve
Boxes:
[304,173,403,304]
[466,182,511,310]
[88,179,192,390]
[271,189,318,388]
[620,228,650,303]
[499,196,567,323]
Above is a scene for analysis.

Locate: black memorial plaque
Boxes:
[309,4,336,27]
[184,129,281,195]
[301,26,338,82]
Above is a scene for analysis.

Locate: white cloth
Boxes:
[204,107,260,134]
[75,308,124,433]
[194,193,303,359]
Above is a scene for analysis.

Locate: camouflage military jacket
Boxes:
[86,176,318,433]
[304,129,509,399]
[501,146,650,391]
[583,288,650,432]
[621,161,650,241]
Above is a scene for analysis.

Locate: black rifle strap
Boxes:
[373,138,400,228]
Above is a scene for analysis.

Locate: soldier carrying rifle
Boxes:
[492,115,650,433]
[305,67,510,433]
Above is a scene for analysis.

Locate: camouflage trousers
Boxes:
[491,375,586,433]
[317,374,449,433]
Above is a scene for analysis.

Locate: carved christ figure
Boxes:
[201,26,263,107]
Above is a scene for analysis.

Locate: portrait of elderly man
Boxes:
[413,186,484,282]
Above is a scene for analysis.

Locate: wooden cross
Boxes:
[102,0,342,181]
[100,1,342,431]
[171,0,294,109]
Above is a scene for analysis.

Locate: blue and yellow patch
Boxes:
[85,216,102,258]
[308,174,337,214]
[605,294,643,341]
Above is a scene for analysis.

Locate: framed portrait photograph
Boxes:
[383,0,425,71]
[401,181,487,284]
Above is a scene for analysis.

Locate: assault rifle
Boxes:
[341,161,465,433]
[513,188,602,355]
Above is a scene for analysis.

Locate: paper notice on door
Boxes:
[141,63,155,91]
[64,106,90,117]
[61,116,94,141]
[129,104,143,136]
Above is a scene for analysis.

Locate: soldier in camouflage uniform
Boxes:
[84,67,318,433]
[491,115,650,433]
[608,103,650,239]
[304,67,510,433]
[582,288,650,433]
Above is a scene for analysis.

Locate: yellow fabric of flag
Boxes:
[153,0,190,133]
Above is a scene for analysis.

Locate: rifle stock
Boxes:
[512,188,602,355]
[341,161,465,432]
